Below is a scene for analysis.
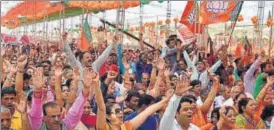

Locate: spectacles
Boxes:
[111,108,122,114]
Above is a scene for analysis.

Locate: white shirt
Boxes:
[160,95,201,130]
[270,117,274,130]
[196,96,203,107]
[214,95,226,108]
[183,51,222,90]
[223,98,234,106]
[173,120,200,130]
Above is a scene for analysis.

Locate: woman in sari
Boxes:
[212,106,237,130]
[235,98,265,129]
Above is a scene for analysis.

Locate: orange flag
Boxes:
[180,1,204,33]
[77,19,92,51]
[199,1,243,25]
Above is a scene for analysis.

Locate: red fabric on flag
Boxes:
[180,1,204,33]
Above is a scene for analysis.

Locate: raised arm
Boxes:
[63,68,91,130]
[244,57,261,92]
[149,58,157,88]
[29,68,44,130]
[14,62,25,102]
[66,67,80,110]
[130,90,173,130]
[95,75,107,130]
[200,75,220,113]
[13,99,32,130]
[139,33,145,51]
[54,65,64,107]
[92,36,117,73]
[2,66,17,88]
[256,76,273,103]
[183,50,196,69]
[117,43,125,74]
[209,60,222,73]
[160,77,192,130]
[62,33,82,69]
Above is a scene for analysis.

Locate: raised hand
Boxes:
[32,68,45,92]
[7,65,17,75]
[164,68,171,78]
[82,68,94,88]
[72,67,80,81]
[219,107,226,119]
[123,57,130,70]
[91,71,100,84]
[55,65,63,77]
[17,55,27,69]
[175,75,191,96]
[151,55,158,68]
[157,58,165,70]
[267,76,274,85]
[13,99,27,114]
[163,89,174,102]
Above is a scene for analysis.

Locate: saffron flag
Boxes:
[77,19,92,51]
[199,1,244,24]
[180,1,204,33]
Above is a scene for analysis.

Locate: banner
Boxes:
[177,27,195,44]
[199,1,244,24]
[20,35,30,44]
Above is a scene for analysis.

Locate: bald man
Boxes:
[1,106,13,130]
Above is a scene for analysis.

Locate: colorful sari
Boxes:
[235,114,265,129]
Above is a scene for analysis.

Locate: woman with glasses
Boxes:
[94,70,172,130]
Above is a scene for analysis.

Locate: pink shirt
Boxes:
[29,92,87,130]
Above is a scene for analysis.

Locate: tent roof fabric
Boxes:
[1,1,140,29]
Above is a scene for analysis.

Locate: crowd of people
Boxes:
[1,30,274,130]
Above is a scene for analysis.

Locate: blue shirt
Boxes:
[125,112,159,130]
[136,61,152,83]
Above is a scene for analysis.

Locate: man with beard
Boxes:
[1,87,21,130]
[1,106,14,130]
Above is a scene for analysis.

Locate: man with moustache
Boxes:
[1,87,21,130]
[63,32,117,92]
[1,106,14,130]
[29,68,91,130]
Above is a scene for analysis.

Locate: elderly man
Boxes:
[1,106,13,130]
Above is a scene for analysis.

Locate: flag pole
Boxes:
[228,2,244,53]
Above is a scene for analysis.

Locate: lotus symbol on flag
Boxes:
[206,1,229,14]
